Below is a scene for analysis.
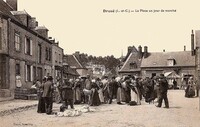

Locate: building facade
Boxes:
[0,0,62,98]
[119,44,195,87]
[51,40,63,83]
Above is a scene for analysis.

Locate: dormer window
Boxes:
[130,62,137,69]
[167,57,175,66]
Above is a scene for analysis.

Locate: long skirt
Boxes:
[37,95,45,113]
[98,89,104,103]
[130,87,141,105]
[74,87,81,103]
[116,87,125,102]
[90,88,101,106]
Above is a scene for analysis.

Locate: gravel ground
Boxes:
[0,90,200,127]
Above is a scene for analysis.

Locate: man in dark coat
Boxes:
[60,79,74,111]
[36,78,46,113]
[42,76,54,114]
[156,74,169,108]
[108,76,117,104]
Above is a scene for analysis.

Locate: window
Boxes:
[25,37,32,55]
[45,47,49,60]
[16,64,20,75]
[49,49,51,61]
[45,47,51,61]
[33,66,36,81]
[167,59,175,66]
[130,62,137,69]
[55,52,57,63]
[25,65,33,81]
[38,44,42,63]
[59,54,61,63]
[14,32,21,51]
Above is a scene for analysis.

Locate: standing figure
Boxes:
[60,79,74,111]
[173,79,178,89]
[108,76,117,104]
[156,74,169,108]
[116,77,125,104]
[90,79,101,106]
[36,78,46,113]
[129,77,141,105]
[102,77,109,104]
[84,75,92,104]
[42,76,54,114]
[73,78,82,104]
[185,77,195,98]
[96,78,104,103]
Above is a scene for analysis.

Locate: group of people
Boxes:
[34,73,170,115]
[185,76,199,98]
[34,76,54,114]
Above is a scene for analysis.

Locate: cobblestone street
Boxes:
[0,90,200,127]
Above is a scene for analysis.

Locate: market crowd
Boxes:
[33,74,172,115]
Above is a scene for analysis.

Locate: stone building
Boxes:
[119,44,195,86]
[63,52,88,78]
[118,45,143,76]
[51,39,63,83]
[0,0,61,98]
[194,30,200,95]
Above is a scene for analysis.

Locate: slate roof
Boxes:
[141,51,195,68]
[63,65,79,76]
[35,26,49,31]
[122,46,138,62]
[0,0,18,20]
[63,55,86,69]
[0,0,52,44]
[119,52,142,72]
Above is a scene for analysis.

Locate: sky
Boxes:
[16,0,200,58]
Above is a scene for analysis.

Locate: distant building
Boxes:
[86,63,106,78]
[51,40,63,83]
[63,52,88,77]
[119,45,195,84]
[141,51,195,79]
[118,46,143,76]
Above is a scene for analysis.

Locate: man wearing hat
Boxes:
[156,74,169,108]
[42,76,54,114]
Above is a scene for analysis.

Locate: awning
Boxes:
[164,71,181,78]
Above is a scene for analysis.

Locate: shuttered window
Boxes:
[14,32,21,51]
[25,37,32,55]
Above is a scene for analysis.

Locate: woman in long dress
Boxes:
[130,78,141,105]
[73,79,82,104]
[90,79,101,106]
[116,77,125,104]
[96,78,104,103]
[185,77,195,98]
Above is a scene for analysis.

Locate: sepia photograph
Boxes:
[0,0,200,127]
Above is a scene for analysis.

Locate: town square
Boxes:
[1,0,200,127]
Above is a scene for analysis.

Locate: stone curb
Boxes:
[0,104,37,117]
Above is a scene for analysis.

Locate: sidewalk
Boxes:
[0,99,38,116]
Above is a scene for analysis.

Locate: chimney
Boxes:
[184,45,186,51]
[74,51,80,60]
[28,17,37,29]
[35,26,49,39]
[143,46,148,58]
[191,30,195,56]
[128,46,133,54]
[35,21,38,27]
[7,0,18,11]
[138,45,142,58]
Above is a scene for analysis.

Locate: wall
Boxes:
[0,18,8,54]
